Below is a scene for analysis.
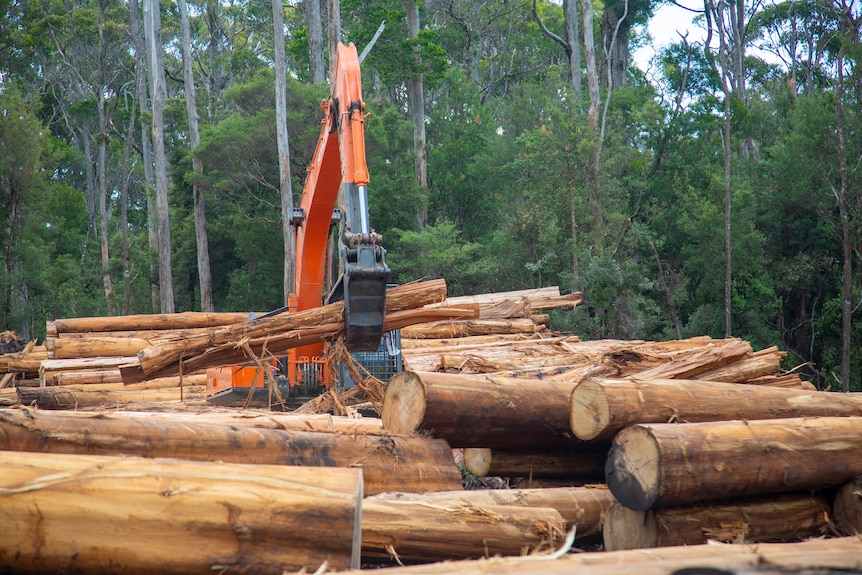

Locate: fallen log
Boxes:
[17,386,206,409]
[368,486,614,538]
[361,499,565,563]
[602,492,830,551]
[382,371,579,448]
[833,476,862,535]
[51,311,255,333]
[462,447,607,481]
[606,416,862,510]
[626,338,753,380]
[570,377,862,440]
[48,335,153,359]
[0,450,362,574]
[325,536,862,575]
[0,408,461,495]
[400,318,543,339]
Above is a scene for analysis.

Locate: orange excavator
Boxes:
[206,42,399,406]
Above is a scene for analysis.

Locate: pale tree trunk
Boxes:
[178,0,214,312]
[143,0,175,313]
[600,0,630,91]
[128,0,159,312]
[306,0,326,83]
[328,0,341,81]
[406,2,428,230]
[532,0,582,99]
[835,33,851,392]
[97,2,115,316]
[272,0,296,305]
[581,0,602,248]
[120,96,134,316]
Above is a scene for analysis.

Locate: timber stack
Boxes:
[1,280,862,572]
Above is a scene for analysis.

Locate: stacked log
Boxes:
[0,450,363,574]
[0,407,462,495]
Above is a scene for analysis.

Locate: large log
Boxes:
[833,475,862,535]
[462,446,607,481]
[360,499,565,563]
[570,377,862,440]
[17,385,206,409]
[0,408,461,495]
[48,335,153,359]
[382,371,579,448]
[368,486,614,538]
[0,450,362,574]
[325,536,862,575]
[400,318,544,339]
[51,311,256,333]
[606,416,862,510]
[602,492,829,551]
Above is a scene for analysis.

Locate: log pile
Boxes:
[3,282,862,573]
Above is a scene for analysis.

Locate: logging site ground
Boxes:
[1,283,862,574]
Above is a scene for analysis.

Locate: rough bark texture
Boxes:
[367,486,613,538]
[0,450,362,574]
[0,408,460,495]
[382,371,580,448]
[606,417,862,510]
[603,493,829,550]
[361,499,565,563]
[570,377,862,440]
[306,0,325,82]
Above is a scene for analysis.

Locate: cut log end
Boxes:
[605,425,660,511]
[381,371,427,435]
[570,378,611,441]
[833,476,862,536]
[462,447,492,477]
[602,502,658,551]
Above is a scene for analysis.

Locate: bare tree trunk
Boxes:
[406,2,428,229]
[143,0,174,313]
[564,0,582,97]
[128,0,159,312]
[600,1,630,91]
[272,0,296,306]
[328,0,341,81]
[835,38,851,392]
[581,0,602,248]
[723,96,732,337]
[306,0,326,82]
[178,0,213,312]
[97,2,115,316]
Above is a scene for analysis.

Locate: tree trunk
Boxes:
[400,318,543,338]
[570,377,862,441]
[272,0,296,306]
[306,0,326,82]
[178,0,213,312]
[361,499,565,563]
[143,0,174,313]
[606,417,862,510]
[462,446,608,481]
[382,371,580,448]
[53,311,252,333]
[367,486,613,538]
[328,0,341,81]
[0,408,461,495]
[17,385,206,408]
[127,0,159,312]
[581,0,603,248]
[97,3,114,315]
[406,1,428,229]
[600,0,630,91]
[564,0,582,97]
[0,450,362,574]
[603,493,830,550]
[835,40,851,392]
[833,475,862,535]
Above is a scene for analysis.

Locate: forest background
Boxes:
[0,0,859,390]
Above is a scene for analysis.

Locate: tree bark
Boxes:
[462,446,608,481]
[306,0,326,82]
[0,407,462,495]
[606,417,862,510]
[570,377,862,441]
[53,311,253,333]
[361,499,565,563]
[97,1,114,316]
[367,486,613,539]
[272,0,296,306]
[178,0,213,312]
[143,0,174,313]
[603,493,829,550]
[17,385,206,408]
[400,318,543,339]
[406,1,428,229]
[0,450,362,574]
[328,0,341,81]
[833,475,862,535]
[382,371,580,448]
[835,34,851,392]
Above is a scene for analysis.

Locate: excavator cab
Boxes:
[205,42,399,407]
